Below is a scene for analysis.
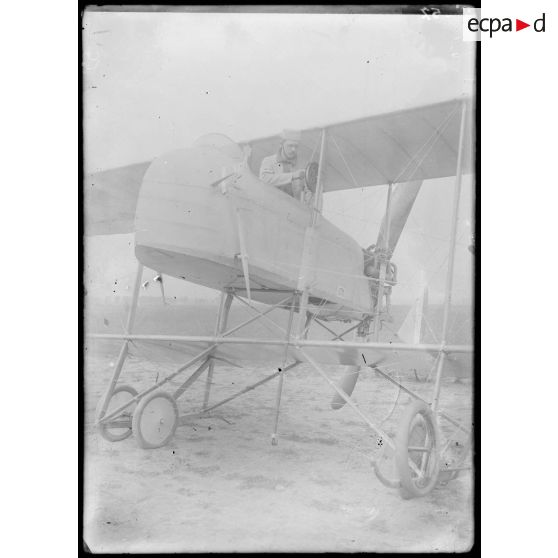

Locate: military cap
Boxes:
[280,129,301,142]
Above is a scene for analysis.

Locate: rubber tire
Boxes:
[395,400,440,499]
[373,442,400,489]
[96,384,138,442]
[132,390,178,449]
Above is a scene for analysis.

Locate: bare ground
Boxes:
[83,343,473,553]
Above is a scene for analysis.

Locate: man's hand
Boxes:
[293,169,305,181]
[291,180,303,199]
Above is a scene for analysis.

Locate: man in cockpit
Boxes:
[259,129,307,199]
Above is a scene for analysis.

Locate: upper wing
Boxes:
[84,161,151,236]
[85,98,473,236]
[243,97,473,193]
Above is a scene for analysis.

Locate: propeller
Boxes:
[331,365,361,410]
[330,356,387,410]
[375,180,423,255]
[331,180,424,409]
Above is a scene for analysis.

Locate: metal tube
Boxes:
[295,129,327,336]
[203,292,233,407]
[312,128,327,223]
[125,263,144,332]
[231,288,294,293]
[301,350,395,450]
[432,99,468,412]
[221,294,293,338]
[97,262,143,419]
[271,295,297,445]
[374,182,393,340]
[314,318,363,341]
[294,227,316,335]
[232,293,289,336]
[88,333,473,354]
[372,366,469,433]
[99,344,217,424]
[332,321,363,341]
[234,207,251,301]
[202,292,227,407]
[313,318,341,338]
[176,359,211,401]
[200,362,299,415]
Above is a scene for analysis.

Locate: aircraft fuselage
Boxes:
[134,139,372,320]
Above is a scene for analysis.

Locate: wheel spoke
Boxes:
[105,419,131,428]
[396,400,440,498]
[408,460,423,477]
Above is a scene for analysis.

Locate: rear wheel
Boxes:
[395,400,440,498]
[96,384,138,442]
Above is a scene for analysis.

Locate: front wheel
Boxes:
[132,390,178,449]
[395,400,440,498]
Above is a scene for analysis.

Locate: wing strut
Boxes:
[221,166,252,302]
[234,206,251,302]
[373,181,394,340]
[431,99,468,412]
[295,128,327,336]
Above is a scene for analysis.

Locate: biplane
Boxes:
[86,96,474,499]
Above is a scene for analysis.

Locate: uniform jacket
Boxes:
[259,148,298,195]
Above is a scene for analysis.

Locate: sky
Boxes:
[83,9,476,306]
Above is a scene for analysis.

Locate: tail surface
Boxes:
[397,279,429,345]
